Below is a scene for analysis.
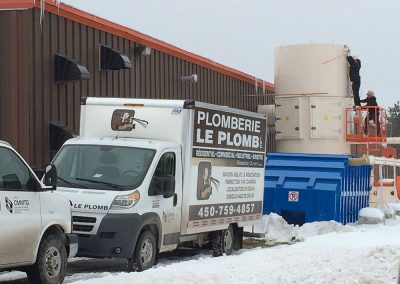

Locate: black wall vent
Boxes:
[100,45,132,71]
[48,122,75,153]
[54,54,90,82]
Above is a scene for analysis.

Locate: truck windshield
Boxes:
[53,145,156,191]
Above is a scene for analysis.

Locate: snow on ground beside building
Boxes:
[1,215,399,284]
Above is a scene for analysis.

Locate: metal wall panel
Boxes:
[0,8,274,167]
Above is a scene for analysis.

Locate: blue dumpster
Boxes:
[264,152,371,225]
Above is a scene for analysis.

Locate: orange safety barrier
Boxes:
[397,176,400,199]
[381,147,398,159]
[346,106,387,143]
[373,181,395,187]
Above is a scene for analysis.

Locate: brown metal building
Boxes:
[0,0,274,168]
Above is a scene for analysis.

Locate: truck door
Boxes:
[150,148,183,248]
[0,147,41,266]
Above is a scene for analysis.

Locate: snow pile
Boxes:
[359,207,385,220]
[260,213,297,243]
[295,220,354,241]
[248,213,354,243]
[377,203,396,217]
[0,271,25,282]
[389,202,400,212]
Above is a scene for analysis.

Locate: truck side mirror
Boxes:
[163,175,175,198]
[43,164,57,191]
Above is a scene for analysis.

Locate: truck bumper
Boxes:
[77,213,143,259]
[66,234,79,258]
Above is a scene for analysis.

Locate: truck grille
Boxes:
[73,216,96,223]
[72,215,97,233]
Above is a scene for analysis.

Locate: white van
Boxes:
[0,140,77,284]
[52,97,266,271]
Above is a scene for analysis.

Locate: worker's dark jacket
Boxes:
[360,96,378,117]
[347,56,361,83]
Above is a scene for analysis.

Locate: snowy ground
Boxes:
[1,214,400,284]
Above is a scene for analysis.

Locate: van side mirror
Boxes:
[43,164,57,191]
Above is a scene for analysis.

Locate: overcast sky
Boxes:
[63,0,399,108]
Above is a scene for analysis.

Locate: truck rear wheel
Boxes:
[129,230,157,272]
[26,233,67,284]
[212,225,234,257]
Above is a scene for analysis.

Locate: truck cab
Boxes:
[0,140,77,284]
[53,137,183,260]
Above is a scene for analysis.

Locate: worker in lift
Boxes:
[361,90,380,136]
[346,52,362,107]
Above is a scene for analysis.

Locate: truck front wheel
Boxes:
[26,233,67,284]
[128,230,157,272]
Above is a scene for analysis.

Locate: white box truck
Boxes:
[0,140,77,284]
[52,97,266,271]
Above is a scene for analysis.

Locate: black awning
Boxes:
[54,54,90,82]
[100,45,132,71]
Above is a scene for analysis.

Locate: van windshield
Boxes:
[53,145,156,191]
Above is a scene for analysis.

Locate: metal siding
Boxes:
[1,8,274,167]
[33,9,43,166]
[93,28,100,97]
[0,12,17,147]
[42,12,51,163]
[17,11,32,159]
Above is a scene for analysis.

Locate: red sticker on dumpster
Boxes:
[288,191,299,202]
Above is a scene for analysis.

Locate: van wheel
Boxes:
[212,225,234,257]
[129,230,157,272]
[26,233,67,284]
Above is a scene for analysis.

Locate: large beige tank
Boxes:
[274,44,352,154]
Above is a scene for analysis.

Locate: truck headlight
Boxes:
[110,191,140,209]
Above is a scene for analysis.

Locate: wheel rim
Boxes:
[140,239,153,267]
[45,247,62,278]
[223,229,233,253]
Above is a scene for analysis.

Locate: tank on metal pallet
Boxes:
[264,152,371,225]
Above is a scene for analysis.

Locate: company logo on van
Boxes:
[171,109,182,115]
[73,203,109,211]
[111,109,149,131]
[5,197,13,213]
